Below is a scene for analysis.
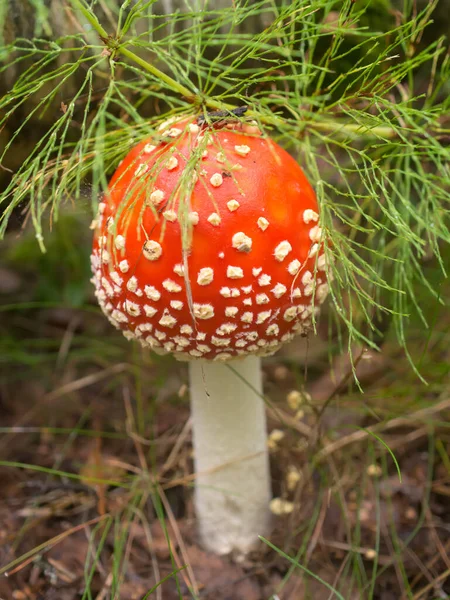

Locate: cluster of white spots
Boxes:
[316,283,329,303]
[136,323,153,336]
[225,306,239,317]
[216,152,226,163]
[114,235,125,250]
[257,217,269,231]
[95,288,106,302]
[135,163,149,177]
[303,209,319,224]
[207,213,221,226]
[227,266,244,279]
[258,274,271,286]
[166,156,178,170]
[173,264,184,276]
[189,123,199,134]
[304,282,315,297]
[271,283,287,298]
[101,277,114,297]
[170,300,183,310]
[173,336,190,347]
[216,323,238,335]
[301,270,315,296]
[232,232,252,253]
[309,226,322,243]
[252,267,262,277]
[165,127,182,138]
[256,311,272,324]
[210,173,223,187]
[163,210,177,222]
[112,309,128,323]
[256,293,269,305]
[159,311,177,328]
[162,279,182,293]
[189,212,199,225]
[266,324,279,336]
[125,300,141,317]
[274,241,292,262]
[227,200,240,212]
[144,286,161,301]
[317,254,327,271]
[126,276,138,293]
[234,145,251,156]
[235,339,247,348]
[283,307,297,322]
[212,336,231,347]
[193,303,214,319]
[288,259,301,275]
[241,312,253,323]
[110,271,123,286]
[143,304,158,317]
[143,240,162,261]
[281,332,295,343]
[190,349,203,357]
[197,267,214,286]
[180,325,193,335]
[144,143,156,154]
[301,271,313,286]
[149,189,165,206]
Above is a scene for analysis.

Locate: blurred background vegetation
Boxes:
[0,1,449,598]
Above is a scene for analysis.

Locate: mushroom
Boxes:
[90,115,330,556]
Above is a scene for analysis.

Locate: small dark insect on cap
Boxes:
[197,105,248,125]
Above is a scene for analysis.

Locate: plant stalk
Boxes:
[70,0,401,139]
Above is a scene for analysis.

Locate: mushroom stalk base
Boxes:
[189,356,272,556]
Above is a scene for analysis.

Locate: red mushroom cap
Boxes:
[90,116,330,361]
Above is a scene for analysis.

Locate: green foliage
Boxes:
[6,212,92,305]
[0,0,449,365]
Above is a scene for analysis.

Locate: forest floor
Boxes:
[0,213,449,600]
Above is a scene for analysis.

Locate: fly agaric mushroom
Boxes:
[90,114,330,555]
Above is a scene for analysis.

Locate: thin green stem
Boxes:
[68,0,401,139]
[70,0,197,102]
[69,0,109,40]
[118,46,196,101]
[308,120,397,138]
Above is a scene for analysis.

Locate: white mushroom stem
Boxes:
[189,356,272,556]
